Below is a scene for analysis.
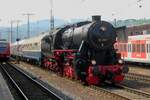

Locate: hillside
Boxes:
[0,18,150,42]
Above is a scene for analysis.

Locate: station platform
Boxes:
[0,72,14,100]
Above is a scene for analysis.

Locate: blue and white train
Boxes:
[11,32,49,64]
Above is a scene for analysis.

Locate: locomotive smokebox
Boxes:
[92,15,101,22]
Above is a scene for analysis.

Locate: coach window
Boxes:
[147,44,148,53]
[122,44,123,52]
[120,44,122,52]
[134,44,136,52]
[132,44,135,52]
[129,44,130,52]
[149,44,150,53]
[132,44,133,52]
[135,44,137,52]
[130,44,132,52]
[118,44,121,52]
[124,44,127,52]
[29,44,30,49]
[148,44,149,53]
[120,44,121,52]
[122,44,124,52]
[132,44,134,52]
[128,44,130,52]
[28,44,30,49]
[34,43,38,45]
[123,44,125,52]
[136,44,138,52]
[137,44,140,53]
[125,44,127,52]
[141,44,145,52]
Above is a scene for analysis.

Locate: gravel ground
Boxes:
[14,62,121,100]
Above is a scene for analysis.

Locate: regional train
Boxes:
[11,16,128,85]
[0,39,10,61]
[117,34,150,64]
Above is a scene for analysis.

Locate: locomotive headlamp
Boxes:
[100,26,106,31]
[118,59,123,64]
[91,60,96,65]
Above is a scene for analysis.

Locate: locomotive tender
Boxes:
[11,16,128,85]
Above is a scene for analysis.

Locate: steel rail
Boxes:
[125,73,150,83]
[1,63,63,100]
[0,64,28,100]
[92,84,150,100]
[91,85,130,100]
[8,63,63,100]
[117,84,150,98]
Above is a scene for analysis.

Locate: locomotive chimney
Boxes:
[92,15,101,22]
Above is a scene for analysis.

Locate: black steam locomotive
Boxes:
[42,15,128,85]
[11,15,128,85]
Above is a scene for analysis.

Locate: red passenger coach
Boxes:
[117,34,150,64]
[0,40,10,61]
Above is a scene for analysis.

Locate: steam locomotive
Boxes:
[11,16,128,85]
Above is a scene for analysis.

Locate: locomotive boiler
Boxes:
[42,15,128,85]
[61,16,116,50]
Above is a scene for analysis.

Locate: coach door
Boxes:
[119,43,127,59]
[131,40,146,59]
[127,42,132,59]
[146,40,150,63]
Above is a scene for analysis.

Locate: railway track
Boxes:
[125,73,150,83]
[67,75,150,99]
[0,63,64,100]
[117,84,150,98]
[92,83,150,100]
[91,85,130,100]
[7,61,150,100]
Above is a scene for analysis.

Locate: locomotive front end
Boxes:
[84,16,128,85]
[87,16,116,51]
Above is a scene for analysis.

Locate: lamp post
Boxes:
[112,13,117,27]
[15,20,21,64]
[22,13,34,38]
[16,20,21,40]
[50,0,54,32]
[0,19,1,39]
[10,20,15,43]
[114,18,117,27]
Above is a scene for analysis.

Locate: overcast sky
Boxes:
[0,0,149,26]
